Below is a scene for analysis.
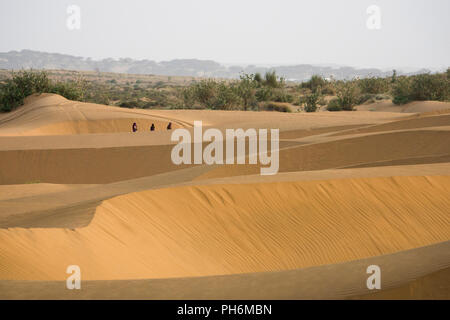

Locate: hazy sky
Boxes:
[1,0,449,69]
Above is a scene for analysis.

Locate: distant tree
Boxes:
[237,73,258,110]
[391,69,397,83]
[304,89,321,112]
[264,71,282,88]
[335,80,360,110]
[254,73,263,85]
[0,70,85,112]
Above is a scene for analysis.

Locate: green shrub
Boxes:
[410,73,449,101]
[392,73,449,105]
[255,86,273,102]
[304,90,321,112]
[213,83,240,110]
[260,102,291,113]
[254,72,263,85]
[321,85,335,95]
[327,98,342,111]
[357,93,376,105]
[237,73,258,110]
[358,76,388,94]
[192,79,218,109]
[119,99,142,108]
[318,97,327,106]
[301,75,326,92]
[180,86,197,108]
[392,77,413,105]
[0,70,86,112]
[375,94,390,100]
[264,71,284,88]
[50,80,86,101]
[0,70,50,112]
[335,81,360,111]
[271,89,294,103]
[358,93,390,105]
[391,70,397,83]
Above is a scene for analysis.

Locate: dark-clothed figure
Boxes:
[150,123,155,131]
[167,122,172,130]
[132,122,137,132]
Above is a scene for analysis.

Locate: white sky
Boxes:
[0,0,449,69]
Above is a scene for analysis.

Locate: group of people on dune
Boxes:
[132,122,172,132]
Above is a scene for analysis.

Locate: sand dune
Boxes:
[1,162,449,230]
[1,121,449,185]
[357,100,450,113]
[0,93,407,137]
[0,94,185,136]
[332,113,450,137]
[0,175,449,281]
[0,94,449,299]
[197,129,450,180]
[0,144,189,184]
[0,183,95,201]
[1,241,448,299]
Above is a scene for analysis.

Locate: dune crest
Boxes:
[1,175,449,281]
[0,94,184,136]
[0,95,449,299]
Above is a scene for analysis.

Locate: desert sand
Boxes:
[0,93,449,299]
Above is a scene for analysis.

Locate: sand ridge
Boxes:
[0,94,449,299]
[0,175,449,281]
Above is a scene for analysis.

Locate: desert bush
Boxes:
[180,80,241,110]
[304,90,321,112]
[254,72,263,85]
[271,89,294,103]
[375,93,390,100]
[50,79,86,101]
[357,93,376,105]
[391,70,397,83]
[410,73,449,101]
[192,79,218,109]
[358,76,389,94]
[0,70,86,112]
[144,89,172,108]
[357,92,391,105]
[318,97,327,106]
[301,75,326,92]
[392,73,449,105]
[236,73,258,110]
[327,98,342,111]
[92,94,111,106]
[321,85,335,95]
[213,82,240,110]
[255,86,273,102]
[180,86,197,108]
[119,99,143,109]
[0,70,50,111]
[392,76,413,105]
[335,80,360,111]
[264,71,284,88]
[260,102,291,113]
[153,81,166,89]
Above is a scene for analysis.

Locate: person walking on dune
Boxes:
[132,122,137,132]
[167,122,172,130]
[150,123,155,131]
